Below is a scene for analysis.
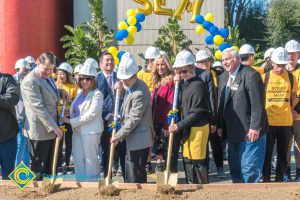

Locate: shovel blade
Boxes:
[156,171,178,186]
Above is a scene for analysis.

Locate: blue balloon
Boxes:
[124,19,129,25]
[209,26,219,36]
[136,13,145,22]
[135,22,142,32]
[115,32,123,41]
[117,51,126,60]
[202,21,213,30]
[205,35,214,45]
[226,43,232,48]
[120,29,129,39]
[195,15,204,24]
[219,43,228,51]
[220,28,229,38]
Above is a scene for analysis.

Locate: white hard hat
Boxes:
[213,61,223,68]
[264,48,275,60]
[144,46,160,60]
[239,44,255,55]
[84,58,99,69]
[24,56,35,64]
[117,53,139,80]
[271,47,289,65]
[74,64,83,74]
[79,62,97,77]
[173,50,195,68]
[58,62,73,74]
[196,50,210,61]
[160,50,167,56]
[298,58,300,65]
[285,40,300,53]
[15,59,30,70]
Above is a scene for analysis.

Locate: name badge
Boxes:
[231,82,239,91]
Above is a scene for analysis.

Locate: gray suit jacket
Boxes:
[116,79,155,151]
[21,70,59,140]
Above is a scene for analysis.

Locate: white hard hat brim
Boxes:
[78,72,97,77]
[173,61,195,68]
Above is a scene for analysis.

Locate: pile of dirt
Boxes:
[99,185,120,197]
[42,183,61,194]
[157,184,176,195]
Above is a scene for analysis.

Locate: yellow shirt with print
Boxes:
[56,82,78,116]
[252,66,265,76]
[262,71,298,126]
[137,69,154,92]
[292,67,300,121]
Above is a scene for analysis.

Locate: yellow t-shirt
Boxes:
[262,71,298,126]
[292,67,300,121]
[137,69,154,92]
[252,66,265,76]
[56,82,78,116]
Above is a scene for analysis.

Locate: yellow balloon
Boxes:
[204,13,214,22]
[114,57,120,65]
[127,26,137,35]
[190,0,205,23]
[196,24,205,34]
[127,9,136,18]
[153,0,173,16]
[118,21,128,30]
[108,46,118,57]
[125,34,134,44]
[133,0,153,16]
[232,46,240,51]
[213,35,223,46]
[127,16,137,26]
[215,50,222,60]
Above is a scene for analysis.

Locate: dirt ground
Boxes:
[0,185,300,200]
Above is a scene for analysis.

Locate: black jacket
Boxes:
[177,76,212,142]
[0,73,20,143]
[217,64,268,143]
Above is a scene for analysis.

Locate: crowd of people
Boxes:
[1,39,300,184]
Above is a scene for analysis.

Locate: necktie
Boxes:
[46,78,58,98]
[106,75,112,89]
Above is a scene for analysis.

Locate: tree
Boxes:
[225,0,252,27]
[154,17,192,63]
[265,0,300,47]
[60,0,114,66]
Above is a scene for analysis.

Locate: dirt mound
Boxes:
[18,190,48,199]
[99,185,120,197]
[42,183,61,194]
[157,184,176,195]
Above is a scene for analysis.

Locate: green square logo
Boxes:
[8,161,36,190]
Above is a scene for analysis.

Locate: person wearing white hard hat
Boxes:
[239,44,264,76]
[74,64,83,83]
[56,62,78,174]
[168,50,212,184]
[84,58,99,71]
[24,56,36,70]
[284,40,300,181]
[218,48,267,183]
[137,46,160,93]
[13,59,30,169]
[60,63,104,182]
[212,61,225,75]
[111,52,154,183]
[195,50,226,179]
[261,48,275,73]
[96,52,126,179]
[261,47,298,182]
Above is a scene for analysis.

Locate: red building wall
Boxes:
[0,0,73,74]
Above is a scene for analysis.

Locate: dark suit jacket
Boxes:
[96,71,118,121]
[217,64,268,143]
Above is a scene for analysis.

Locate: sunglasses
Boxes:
[80,77,92,81]
[179,70,188,74]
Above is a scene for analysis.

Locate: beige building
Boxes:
[74,0,224,65]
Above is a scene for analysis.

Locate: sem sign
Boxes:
[133,0,205,23]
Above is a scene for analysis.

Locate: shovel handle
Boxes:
[52,137,61,176]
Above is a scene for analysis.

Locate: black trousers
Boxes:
[28,138,56,180]
[262,126,292,182]
[205,132,224,168]
[58,123,73,167]
[100,122,126,180]
[125,147,149,183]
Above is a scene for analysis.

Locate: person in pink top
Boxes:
[151,54,179,172]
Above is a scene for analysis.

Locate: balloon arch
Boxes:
[107,0,238,64]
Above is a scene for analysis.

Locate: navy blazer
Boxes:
[96,71,118,121]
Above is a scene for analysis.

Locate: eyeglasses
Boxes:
[179,70,188,74]
[197,59,210,64]
[80,77,92,81]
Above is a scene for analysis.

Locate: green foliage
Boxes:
[265,0,300,47]
[154,17,192,63]
[225,26,246,47]
[60,0,114,66]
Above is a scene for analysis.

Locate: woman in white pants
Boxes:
[60,63,103,182]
